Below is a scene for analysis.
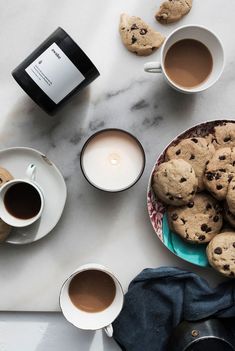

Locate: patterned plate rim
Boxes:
[147,119,235,266]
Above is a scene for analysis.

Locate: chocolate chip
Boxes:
[205,160,209,165]
[131,35,137,44]
[181,218,186,224]
[228,175,233,183]
[216,184,223,190]
[219,168,226,172]
[171,213,178,221]
[206,227,212,233]
[201,224,208,232]
[180,177,187,183]
[187,201,194,208]
[213,215,219,222]
[131,23,138,30]
[219,155,226,160]
[176,149,181,155]
[140,28,147,35]
[214,247,222,254]
[189,154,195,160]
[224,136,231,142]
[233,186,235,190]
[223,264,230,271]
[190,190,195,196]
[191,138,198,143]
[215,173,221,180]
[0,178,2,183]
[206,172,214,181]
[169,196,174,201]
[233,161,235,167]
[206,203,212,210]
[199,235,206,241]
[233,242,235,248]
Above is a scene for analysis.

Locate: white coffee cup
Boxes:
[0,164,44,227]
[144,25,224,93]
[60,263,124,337]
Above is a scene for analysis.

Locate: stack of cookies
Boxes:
[152,122,235,277]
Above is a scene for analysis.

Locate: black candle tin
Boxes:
[168,319,235,351]
[80,129,146,193]
[12,27,100,115]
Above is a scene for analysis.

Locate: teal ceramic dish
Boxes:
[147,120,235,267]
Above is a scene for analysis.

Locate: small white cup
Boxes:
[144,25,224,93]
[60,264,124,337]
[0,164,44,227]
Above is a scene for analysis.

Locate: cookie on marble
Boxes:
[155,0,192,24]
[168,193,223,244]
[166,137,215,191]
[0,219,11,243]
[152,159,198,206]
[0,167,13,187]
[203,147,235,200]
[207,232,235,277]
[212,123,235,149]
[119,13,165,56]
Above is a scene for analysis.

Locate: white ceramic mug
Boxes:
[0,164,44,227]
[60,263,124,337]
[144,25,224,93]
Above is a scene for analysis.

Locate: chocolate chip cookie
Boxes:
[203,147,235,200]
[0,167,13,187]
[0,219,11,243]
[207,232,235,277]
[224,201,235,228]
[152,159,198,206]
[166,137,215,191]
[155,0,192,24]
[168,193,223,244]
[119,13,165,56]
[212,123,235,149]
[226,177,235,215]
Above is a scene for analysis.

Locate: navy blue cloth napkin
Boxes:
[113,267,235,351]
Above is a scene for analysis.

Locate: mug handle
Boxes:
[26,163,36,181]
[104,324,113,337]
[144,62,162,73]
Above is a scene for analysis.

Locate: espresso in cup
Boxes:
[69,270,116,313]
[4,182,42,220]
[164,39,213,88]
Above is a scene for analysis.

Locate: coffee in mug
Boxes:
[164,39,213,88]
[4,182,42,220]
[60,264,124,336]
[68,269,116,313]
[0,164,44,227]
[144,25,224,94]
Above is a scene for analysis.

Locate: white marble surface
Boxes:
[0,0,235,348]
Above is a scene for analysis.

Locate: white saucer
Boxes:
[0,147,67,244]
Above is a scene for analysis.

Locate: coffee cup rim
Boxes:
[59,263,124,331]
[0,179,44,227]
[160,24,225,93]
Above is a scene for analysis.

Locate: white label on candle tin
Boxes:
[25,43,85,104]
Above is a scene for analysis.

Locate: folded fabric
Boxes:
[113,267,235,351]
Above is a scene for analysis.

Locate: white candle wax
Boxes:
[81,130,145,191]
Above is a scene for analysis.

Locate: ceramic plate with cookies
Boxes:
[147,120,235,269]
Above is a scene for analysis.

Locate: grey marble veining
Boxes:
[0,0,234,314]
